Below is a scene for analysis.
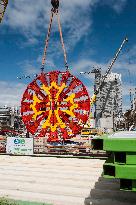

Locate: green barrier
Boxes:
[92,134,136,191]
[104,138,136,152]
[103,163,136,179]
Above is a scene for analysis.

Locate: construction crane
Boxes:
[81,37,128,107]
[80,37,128,130]
[0,0,8,23]
[96,37,128,95]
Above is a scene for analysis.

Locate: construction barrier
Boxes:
[92,135,136,191]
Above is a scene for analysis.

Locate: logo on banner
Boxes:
[14,139,25,145]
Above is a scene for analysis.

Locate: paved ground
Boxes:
[0,156,136,205]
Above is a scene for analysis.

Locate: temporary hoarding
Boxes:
[90,119,96,128]
[100,117,113,129]
[6,137,33,155]
[0,136,6,153]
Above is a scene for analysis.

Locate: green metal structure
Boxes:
[92,132,136,191]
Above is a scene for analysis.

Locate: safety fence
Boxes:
[0,135,107,157]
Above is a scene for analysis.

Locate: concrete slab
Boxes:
[0,156,135,205]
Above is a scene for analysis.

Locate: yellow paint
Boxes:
[62,93,78,117]
[30,95,44,120]
[30,82,78,132]
[42,82,66,102]
[90,94,96,106]
[68,132,73,135]
[42,110,52,129]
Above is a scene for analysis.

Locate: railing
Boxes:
[34,144,107,157]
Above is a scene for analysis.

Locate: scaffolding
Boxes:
[95,70,123,129]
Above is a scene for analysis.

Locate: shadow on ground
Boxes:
[84,177,136,205]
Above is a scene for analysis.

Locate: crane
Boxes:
[80,37,128,130]
[81,37,128,106]
[18,0,68,80]
[41,0,68,72]
[0,0,8,23]
[95,37,128,95]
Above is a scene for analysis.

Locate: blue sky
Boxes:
[0,0,136,111]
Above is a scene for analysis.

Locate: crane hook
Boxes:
[51,0,59,12]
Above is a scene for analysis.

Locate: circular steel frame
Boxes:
[21,71,90,141]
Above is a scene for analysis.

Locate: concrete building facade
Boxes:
[95,71,122,129]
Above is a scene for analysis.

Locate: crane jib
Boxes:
[96,37,128,95]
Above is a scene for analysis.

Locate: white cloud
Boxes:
[4,0,127,49]
[4,0,50,35]
[19,55,57,76]
[4,0,93,48]
[112,44,136,86]
[71,41,136,77]
[0,81,26,107]
[122,84,136,96]
[19,60,38,75]
[100,0,127,13]
[1,0,130,109]
[112,0,127,13]
[72,59,105,72]
[70,41,136,112]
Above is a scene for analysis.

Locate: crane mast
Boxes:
[95,37,128,95]
[0,0,8,23]
[89,37,128,104]
[80,37,128,100]
[80,37,128,129]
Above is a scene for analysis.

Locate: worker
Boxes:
[51,0,59,12]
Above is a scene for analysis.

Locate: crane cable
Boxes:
[41,2,69,72]
[57,11,68,70]
[41,10,54,71]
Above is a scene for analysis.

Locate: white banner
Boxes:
[100,117,113,129]
[6,137,33,155]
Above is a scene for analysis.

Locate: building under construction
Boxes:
[93,70,122,130]
[0,106,23,131]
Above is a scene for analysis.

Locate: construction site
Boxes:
[0,0,136,205]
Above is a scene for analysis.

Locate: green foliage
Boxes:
[0,198,51,205]
[0,198,17,205]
